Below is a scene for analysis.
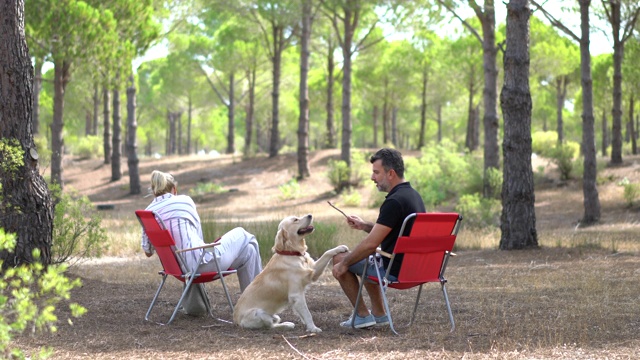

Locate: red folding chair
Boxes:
[352,212,462,334]
[135,210,237,325]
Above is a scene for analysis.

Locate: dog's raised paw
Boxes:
[335,245,349,253]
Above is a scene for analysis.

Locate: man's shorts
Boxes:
[348,255,397,282]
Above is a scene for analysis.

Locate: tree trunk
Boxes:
[297,0,311,179]
[50,59,70,187]
[437,103,443,143]
[340,4,355,167]
[419,66,428,149]
[85,110,91,136]
[499,0,538,250]
[579,0,601,224]
[244,68,256,157]
[269,26,284,158]
[630,94,636,155]
[111,86,122,181]
[373,105,379,148]
[92,84,99,135]
[556,75,568,144]
[227,72,235,154]
[0,0,54,266]
[391,107,398,147]
[383,78,390,145]
[187,94,192,155]
[32,59,43,135]
[325,43,336,149]
[466,71,476,151]
[103,84,111,164]
[480,1,501,197]
[126,77,140,195]
[602,108,608,156]
[609,1,624,165]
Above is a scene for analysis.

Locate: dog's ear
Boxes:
[273,227,288,251]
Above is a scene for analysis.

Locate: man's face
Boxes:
[371,159,391,192]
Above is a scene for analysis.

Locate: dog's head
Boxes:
[273,214,314,253]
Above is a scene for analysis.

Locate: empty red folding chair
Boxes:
[352,212,462,334]
[135,210,237,325]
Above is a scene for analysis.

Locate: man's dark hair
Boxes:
[370,148,404,178]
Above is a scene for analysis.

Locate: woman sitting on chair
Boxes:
[141,170,262,294]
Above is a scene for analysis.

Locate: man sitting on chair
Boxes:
[141,170,262,313]
[332,148,426,329]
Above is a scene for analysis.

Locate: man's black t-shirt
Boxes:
[376,182,426,277]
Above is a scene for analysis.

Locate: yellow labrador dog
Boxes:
[233,214,348,332]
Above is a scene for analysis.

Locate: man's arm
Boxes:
[333,223,392,277]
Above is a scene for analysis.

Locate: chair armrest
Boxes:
[175,242,220,254]
[376,247,393,258]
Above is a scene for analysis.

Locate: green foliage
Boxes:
[0,138,24,175]
[405,140,473,208]
[531,131,558,157]
[51,186,108,265]
[327,159,352,193]
[68,135,103,160]
[550,143,580,180]
[0,229,86,359]
[339,189,362,207]
[485,167,503,199]
[189,182,225,199]
[455,193,502,229]
[618,177,640,207]
[33,135,51,172]
[278,179,301,200]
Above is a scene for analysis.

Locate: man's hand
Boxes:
[332,261,349,279]
[346,215,364,230]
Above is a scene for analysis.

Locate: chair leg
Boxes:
[351,261,369,328]
[372,263,397,335]
[408,284,423,327]
[441,282,455,332]
[217,272,234,312]
[145,274,168,322]
[167,275,198,325]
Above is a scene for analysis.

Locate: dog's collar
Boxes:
[275,250,305,256]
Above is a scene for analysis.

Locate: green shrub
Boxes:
[279,179,301,200]
[327,159,352,193]
[531,131,558,157]
[550,143,579,180]
[189,182,224,199]
[0,229,86,359]
[51,186,108,266]
[69,135,103,160]
[405,140,472,208]
[455,193,501,229]
[618,177,640,207]
[34,134,52,172]
[339,189,362,207]
[485,167,503,199]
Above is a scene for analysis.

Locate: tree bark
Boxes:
[297,0,312,179]
[269,26,284,158]
[227,72,235,154]
[630,94,636,154]
[0,0,54,266]
[92,84,99,136]
[373,105,379,148]
[499,0,538,250]
[103,84,111,164]
[465,69,477,151]
[602,108,608,156]
[419,66,428,149]
[50,59,70,187]
[325,41,336,149]
[556,75,568,144]
[609,1,624,164]
[126,77,140,195]
[111,86,122,181]
[244,68,256,157]
[340,3,356,167]
[32,59,43,135]
[579,0,601,224]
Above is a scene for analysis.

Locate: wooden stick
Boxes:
[327,201,348,218]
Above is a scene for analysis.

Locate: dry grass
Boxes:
[13,150,640,359]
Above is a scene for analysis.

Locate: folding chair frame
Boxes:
[136,210,237,325]
[352,212,462,335]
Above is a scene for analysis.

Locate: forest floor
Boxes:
[14,148,640,359]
